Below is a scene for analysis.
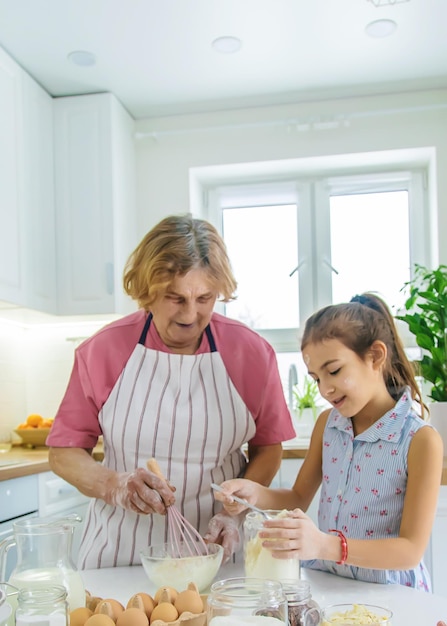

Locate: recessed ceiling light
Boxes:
[365,19,397,38]
[212,36,242,54]
[67,50,97,67]
[367,0,409,5]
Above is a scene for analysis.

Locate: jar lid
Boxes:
[281,579,312,602]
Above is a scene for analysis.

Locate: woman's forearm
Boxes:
[48,446,117,501]
[244,443,283,486]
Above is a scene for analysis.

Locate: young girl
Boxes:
[215,293,443,591]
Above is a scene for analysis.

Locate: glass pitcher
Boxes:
[0,583,19,626]
[0,515,85,612]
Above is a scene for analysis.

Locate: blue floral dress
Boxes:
[303,387,432,591]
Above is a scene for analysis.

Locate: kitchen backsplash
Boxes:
[0,317,114,437]
[0,312,308,439]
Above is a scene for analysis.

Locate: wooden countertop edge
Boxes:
[2,446,447,485]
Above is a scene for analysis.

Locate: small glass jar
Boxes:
[244,510,300,581]
[281,580,320,626]
[15,586,68,626]
[207,577,288,625]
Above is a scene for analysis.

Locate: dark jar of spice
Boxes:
[281,580,321,626]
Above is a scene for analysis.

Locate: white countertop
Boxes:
[81,560,447,625]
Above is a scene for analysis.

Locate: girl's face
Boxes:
[303,338,390,420]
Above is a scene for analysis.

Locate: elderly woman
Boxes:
[47,214,295,569]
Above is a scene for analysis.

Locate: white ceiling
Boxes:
[0,0,446,120]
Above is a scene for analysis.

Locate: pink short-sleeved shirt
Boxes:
[47,310,295,449]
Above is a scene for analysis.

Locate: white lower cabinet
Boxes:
[0,472,90,575]
[38,471,90,562]
[0,475,39,579]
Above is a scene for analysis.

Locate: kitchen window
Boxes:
[205,168,429,354]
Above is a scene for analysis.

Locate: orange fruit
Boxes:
[26,414,43,427]
[41,418,54,428]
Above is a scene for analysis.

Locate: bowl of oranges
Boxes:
[14,414,54,448]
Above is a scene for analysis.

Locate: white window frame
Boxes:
[204,167,430,352]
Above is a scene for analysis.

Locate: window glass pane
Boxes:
[223,205,299,329]
[330,191,410,309]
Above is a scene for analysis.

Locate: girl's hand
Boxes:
[258,508,329,560]
[213,478,260,515]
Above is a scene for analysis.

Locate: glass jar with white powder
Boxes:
[244,510,300,582]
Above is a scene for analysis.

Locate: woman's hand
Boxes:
[258,508,329,560]
[48,448,176,515]
[203,512,242,564]
[213,478,261,515]
[106,467,176,515]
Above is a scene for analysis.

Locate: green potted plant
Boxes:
[292,376,324,439]
[396,264,447,402]
[396,263,447,441]
[293,375,321,420]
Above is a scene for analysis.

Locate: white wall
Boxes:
[0,317,112,438]
[134,88,447,264]
[0,322,27,434]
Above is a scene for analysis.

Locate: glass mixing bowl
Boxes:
[140,541,224,593]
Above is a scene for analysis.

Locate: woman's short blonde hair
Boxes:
[123,214,237,310]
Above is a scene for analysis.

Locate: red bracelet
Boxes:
[329,529,348,565]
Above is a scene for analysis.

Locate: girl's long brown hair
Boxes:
[301,292,426,418]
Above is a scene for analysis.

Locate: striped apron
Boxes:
[78,314,256,569]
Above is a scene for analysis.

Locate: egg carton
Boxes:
[150,610,206,626]
[150,594,207,626]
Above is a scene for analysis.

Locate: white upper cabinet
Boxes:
[0,43,137,315]
[22,72,57,311]
[53,93,137,315]
[0,46,56,312]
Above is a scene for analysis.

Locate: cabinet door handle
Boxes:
[106,262,114,295]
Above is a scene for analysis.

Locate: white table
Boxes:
[81,561,447,625]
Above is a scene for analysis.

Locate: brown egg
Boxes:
[153,586,178,604]
[70,607,94,626]
[174,589,204,615]
[149,602,178,624]
[126,593,155,618]
[116,608,149,626]
[85,615,116,626]
[94,599,125,621]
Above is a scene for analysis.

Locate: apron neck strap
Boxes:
[138,313,217,352]
[205,324,217,352]
[138,313,152,345]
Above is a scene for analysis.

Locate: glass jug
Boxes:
[0,583,19,626]
[0,515,85,612]
[207,577,288,625]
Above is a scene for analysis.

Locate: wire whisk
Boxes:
[147,458,209,558]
